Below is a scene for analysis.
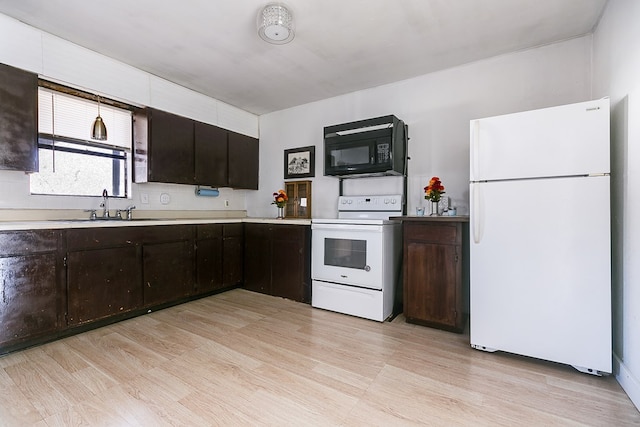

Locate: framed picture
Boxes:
[284,145,315,179]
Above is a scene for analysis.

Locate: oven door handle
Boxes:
[311,224,384,232]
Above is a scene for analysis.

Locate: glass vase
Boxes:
[276,205,285,219]
[430,200,440,216]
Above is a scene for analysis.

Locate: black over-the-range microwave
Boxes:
[323,115,407,177]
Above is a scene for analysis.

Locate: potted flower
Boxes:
[272,189,288,218]
[424,176,445,216]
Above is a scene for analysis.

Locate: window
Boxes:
[30,87,133,198]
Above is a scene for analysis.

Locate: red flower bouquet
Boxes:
[272,189,288,208]
[424,177,445,202]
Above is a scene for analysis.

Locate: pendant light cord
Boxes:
[51,94,56,173]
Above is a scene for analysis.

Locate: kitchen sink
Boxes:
[49,218,167,222]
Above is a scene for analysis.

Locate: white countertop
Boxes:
[0,217,311,231]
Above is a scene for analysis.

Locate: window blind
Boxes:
[38,87,132,149]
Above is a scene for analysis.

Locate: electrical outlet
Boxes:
[224,200,230,207]
[140,193,149,204]
[160,193,171,205]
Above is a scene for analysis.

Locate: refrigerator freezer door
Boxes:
[470,99,610,182]
[470,175,612,373]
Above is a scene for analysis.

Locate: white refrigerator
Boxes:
[469,98,612,375]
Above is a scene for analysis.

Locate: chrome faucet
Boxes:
[100,189,109,218]
[124,205,136,220]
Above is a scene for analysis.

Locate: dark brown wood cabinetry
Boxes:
[134,108,259,189]
[244,223,310,303]
[142,225,195,306]
[66,227,143,325]
[228,131,259,190]
[146,108,195,184]
[0,221,313,354]
[244,223,272,295]
[195,121,227,186]
[0,63,38,172]
[400,217,469,333]
[222,224,244,288]
[195,223,243,294]
[0,230,63,351]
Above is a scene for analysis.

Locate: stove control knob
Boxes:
[364,265,371,272]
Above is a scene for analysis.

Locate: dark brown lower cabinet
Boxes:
[244,223,310,303]
[67,246,141,325]
[142,225,195,306]
[0,230,63,351]
[401,218,469,333]
[196,224,223,294]
[195,223,243,295]
[244,223,272,294]
[67,227,143,325]
[222,224,243,288]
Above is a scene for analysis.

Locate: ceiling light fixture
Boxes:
[257,3,295,45]
[91,96,107,140]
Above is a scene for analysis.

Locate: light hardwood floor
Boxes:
[0,289,638,426]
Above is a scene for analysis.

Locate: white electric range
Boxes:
[311,194,403,321]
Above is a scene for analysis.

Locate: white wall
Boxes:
[592,0,640,411]
[251,36,593,218]
[0,13,258,214]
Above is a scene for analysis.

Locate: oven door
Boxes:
[311,223,384,290]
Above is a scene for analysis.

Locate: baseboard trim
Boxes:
[614,354,640,412]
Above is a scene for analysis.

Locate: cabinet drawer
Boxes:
[140,225,194,243]
[223,223,243,237]
[269,224,307,242]
[67,227,140,250]
[404,223,460,245]
[196,224,222,240]
[0,230,59,256]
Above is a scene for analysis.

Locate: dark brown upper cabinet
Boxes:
[195,121,227,185]
[0,63,38,172]
[134,108,194,185]
[228,131,259,190]
[134,107,258,189]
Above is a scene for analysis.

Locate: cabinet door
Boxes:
[222,224,243,287]
[0,230,62,350]
[195,121,228,186]
[228,131,258,190]
[148,108,195,184]
[403,222,463,331]
[271,225,310,302]
[195,224,223,294]
[243,224,271,294]
[285,181,312,219]
[0,253,60,348]
[0,63,38,172]
[143,240,194,306]
[67,246,142,325]
[405,241,459,328]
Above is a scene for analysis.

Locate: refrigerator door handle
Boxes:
[471,183,482,244]
[470,120,480,179]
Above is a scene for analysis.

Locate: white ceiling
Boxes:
[0,0,608,115]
